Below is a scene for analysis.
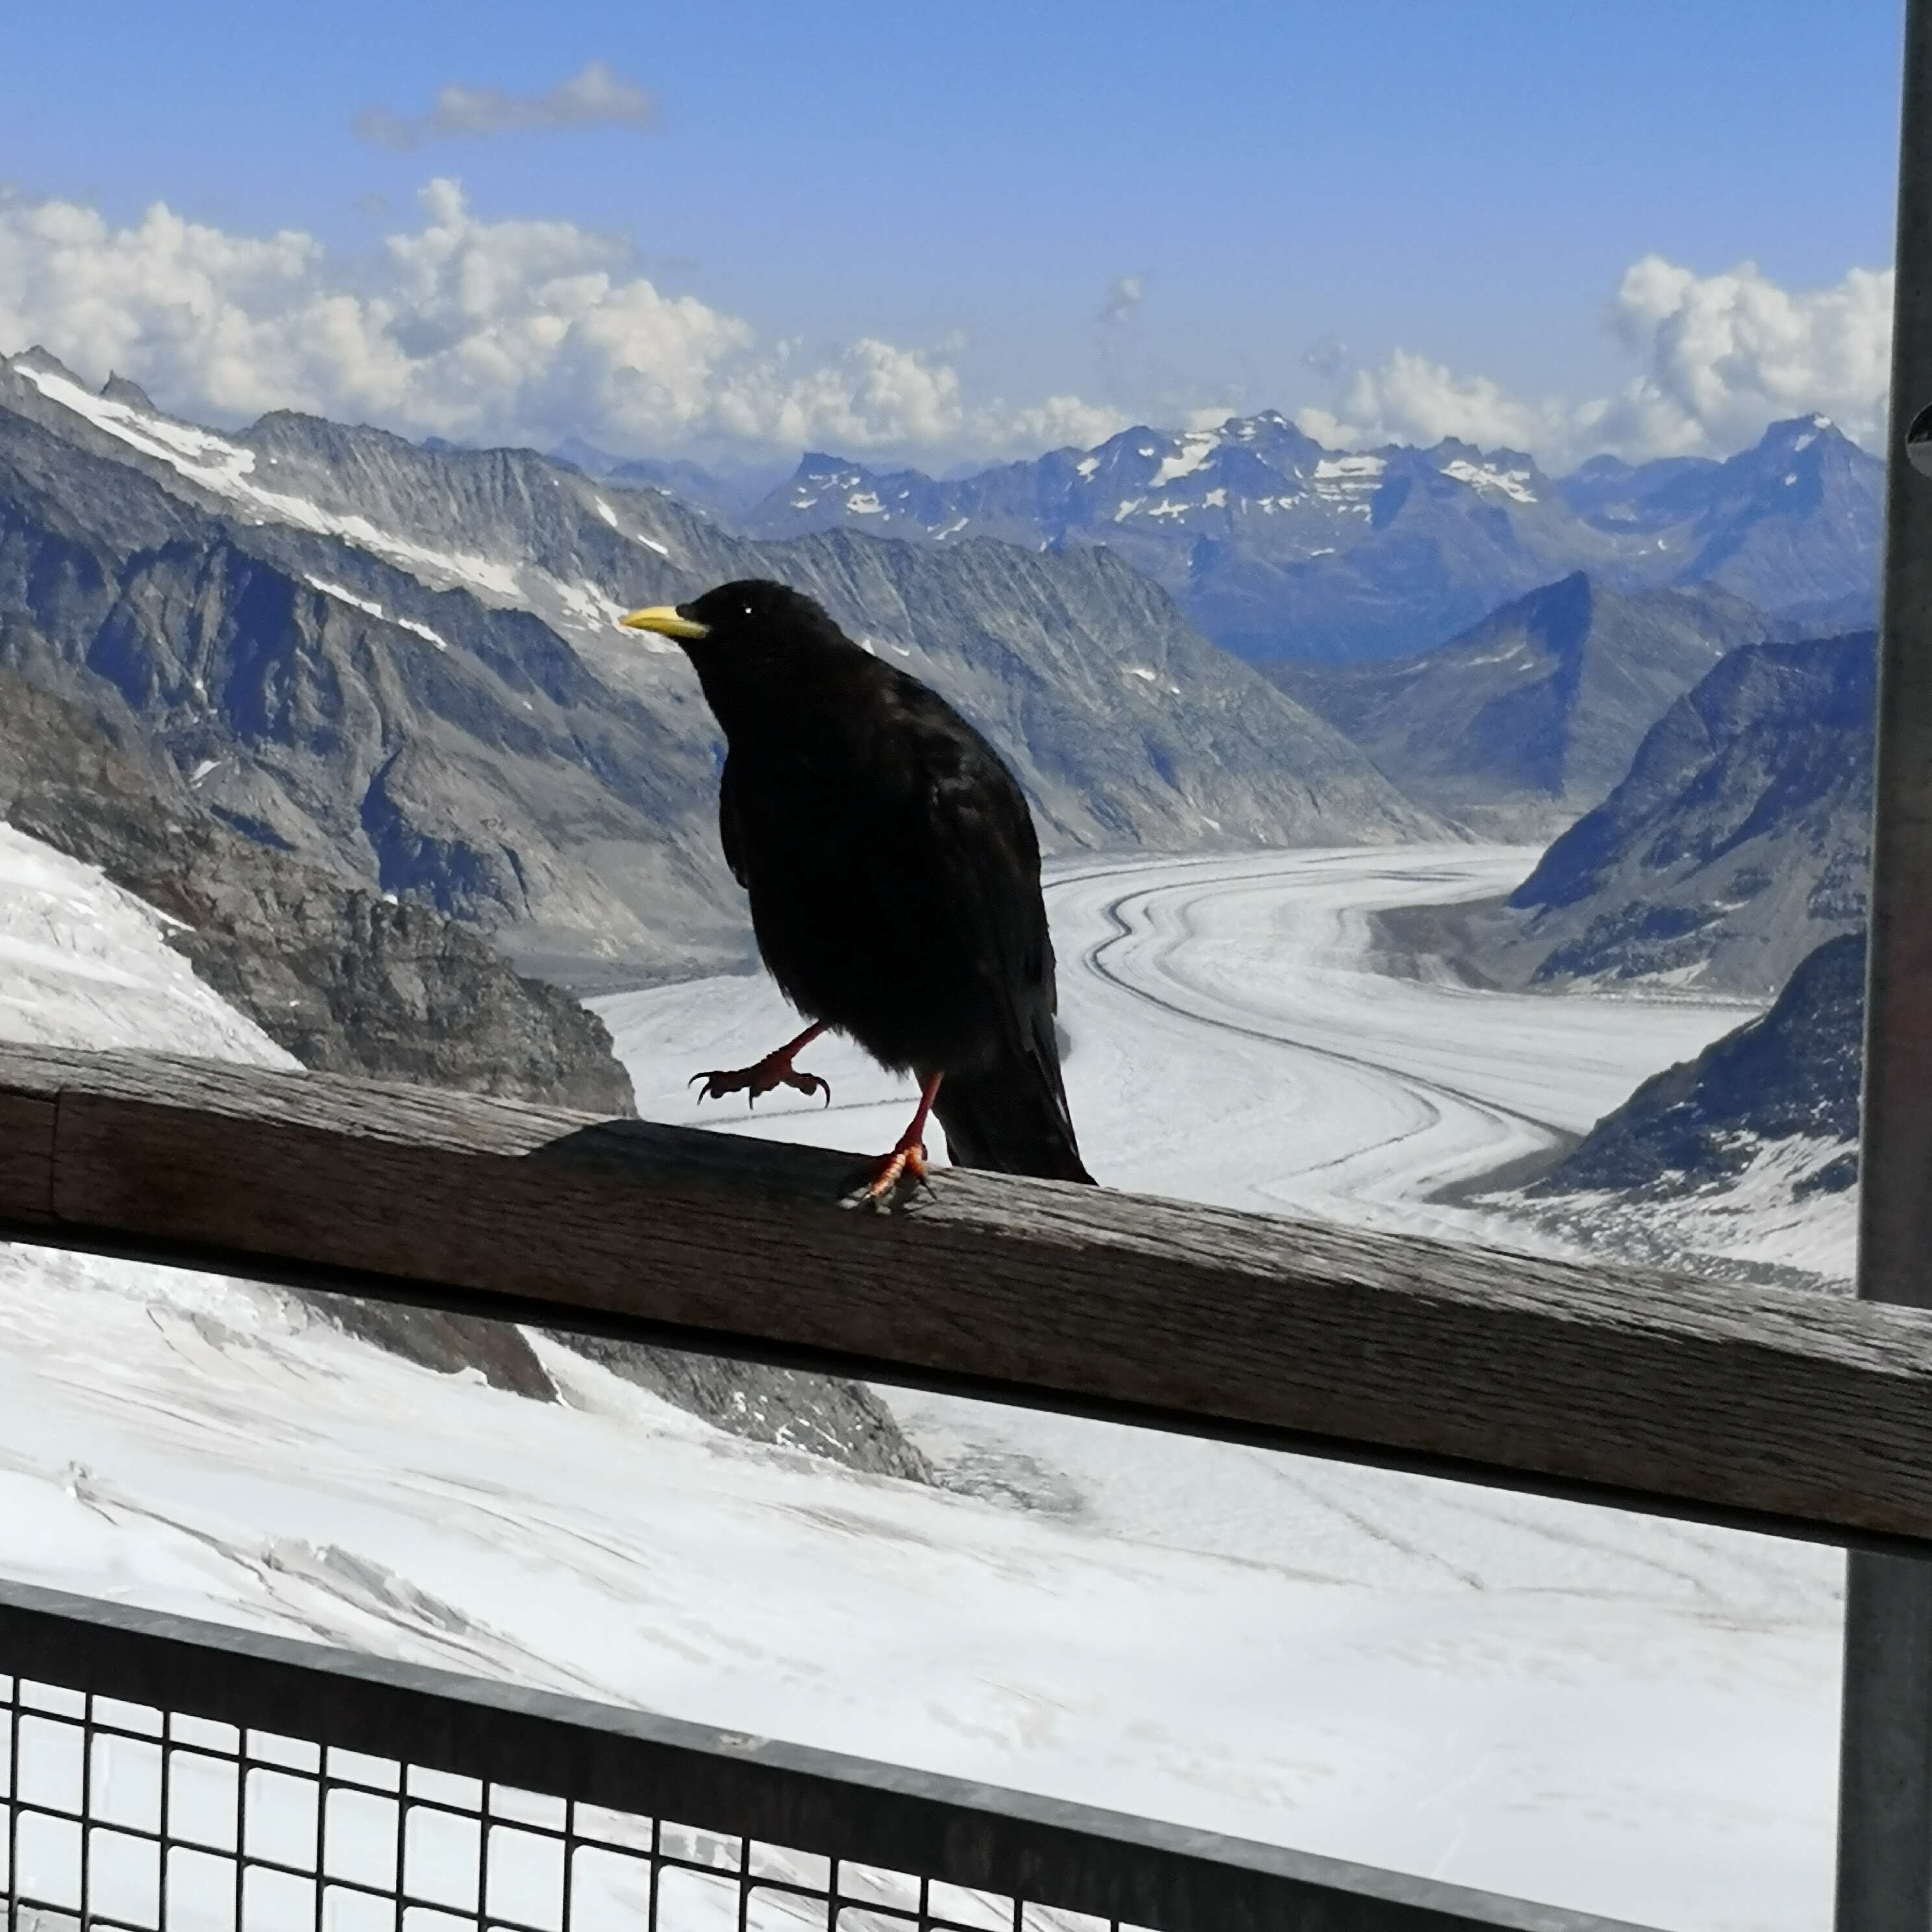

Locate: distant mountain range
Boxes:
[0,347,1445,985]
[627,410,1881,665]
[1270,573,1793,838]
[1467,630,1874,997]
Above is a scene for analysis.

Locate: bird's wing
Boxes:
[915,699,1076,1111]
[921,729,1090,1181]
[926,720,1048,991]
[717,752,751,887]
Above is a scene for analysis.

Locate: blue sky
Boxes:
[0,2,1907,468]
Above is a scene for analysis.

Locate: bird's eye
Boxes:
[742,603,753,618]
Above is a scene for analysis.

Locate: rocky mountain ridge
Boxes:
[1449,630,1874,998]
[0,349,1448,985]
[1270,574,1790,838]
[0,660,635,1109]
[1504,930,1863,1287]
[1533,930,1863,1200]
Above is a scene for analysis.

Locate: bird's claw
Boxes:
[861,1139,929,1203]
[687,1060,832,1108]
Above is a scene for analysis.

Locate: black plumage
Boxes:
[621,579,1093,1193]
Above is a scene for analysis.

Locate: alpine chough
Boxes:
[621,580,1095,1197]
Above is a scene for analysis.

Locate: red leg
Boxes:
[690,1021,831,1108]
[864,1072,944,1200]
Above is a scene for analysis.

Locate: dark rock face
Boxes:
[1531,930,1864,1198]
[0,660,635,1111]
[321,1301,564,1401]
[0,395,746,982]
[549,1335,934,1482]
[1469,632,1874,997]
[1269,575,1786,837]
[297,1307,934,1481]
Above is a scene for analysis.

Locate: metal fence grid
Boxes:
[0,1579,1650,1932]
[1,1668,1124,1932]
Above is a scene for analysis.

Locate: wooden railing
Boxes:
[1,1039,1927,1559]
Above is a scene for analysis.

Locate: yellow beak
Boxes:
[620,604,711,641]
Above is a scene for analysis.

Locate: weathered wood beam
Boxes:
[0,1041,1924,1552]
[0,1086,54,1223]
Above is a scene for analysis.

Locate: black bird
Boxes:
[621,580,1094,1196]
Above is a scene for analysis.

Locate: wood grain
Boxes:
[0,1088,56,1224]
[1,1043,1926,1549]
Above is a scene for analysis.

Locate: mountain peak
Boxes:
[1506,569,1596,651]
[1426,436,1539,471]
[1270,569,1774,838]
[795,449,866,478]
[5,345,82,383]
[100,372,158,413]
[1755,412,1852,454]
[549,434,622,475]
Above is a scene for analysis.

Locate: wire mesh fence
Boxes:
[0,1579,1653,1932]
[1,1667,1129,1932]
[0,1641,1193,1932]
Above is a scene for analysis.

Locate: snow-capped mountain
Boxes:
[1270,574,1788,837]
[0,349,1446,985]
[1476,630,1874,996]
[1515,930,1862,1286]
[728,412,1882,665]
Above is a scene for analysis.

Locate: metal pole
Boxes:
[1837,2,1932,1924]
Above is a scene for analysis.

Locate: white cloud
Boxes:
[355,61,657,150]
[1596,253,1892,457]
[997,393,1132,451]
[0,180,1122,464]
[1297,257,1892,467]
[1098,274,1143,328]
[0,182,1890,475]
[1296,351,1572,460]
[1300,334,1351,382]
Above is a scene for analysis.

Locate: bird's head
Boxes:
[619,580,851,658]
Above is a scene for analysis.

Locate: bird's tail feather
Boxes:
[935,1061,1095,1185]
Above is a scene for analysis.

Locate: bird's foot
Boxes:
[843,1072,943,1208]
[862,1132,930,1202]
[688,1050,830,1109]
